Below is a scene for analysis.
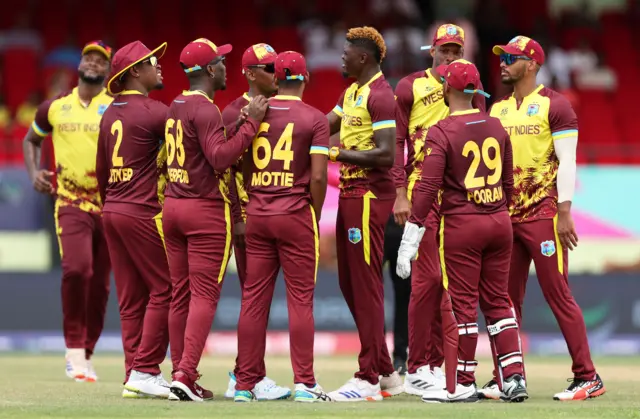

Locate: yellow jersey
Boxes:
[332,71,396,199]
[32,87,113,214]
[489,84,578,222]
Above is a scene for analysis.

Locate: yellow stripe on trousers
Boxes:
[552,214,564,275]
[438,216,449,290]
[153,211,168,256]
[218,202,232,284]
[362,191,377,266]
[54,200,63,258]
[310,205,319,283]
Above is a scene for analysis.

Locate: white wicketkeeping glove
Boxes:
[396,221,425,279]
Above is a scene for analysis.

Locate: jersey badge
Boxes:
[540,240,556,257]
[355,95,363,106]
[348,227,362,244]
[98,104,109,115]
[526,103,539,117]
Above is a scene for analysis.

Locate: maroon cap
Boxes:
[442,59,490,97]
[107,41,167,95]
[492,36,546,65]
[242,43,277,70]
[274,51,307,81]
[421,23,465,51]
[180,38,232,73]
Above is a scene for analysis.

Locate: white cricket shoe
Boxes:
[553,374,606,401]
[404,365,445,396]
[328,378,383,402]
[422,383,479,403]
[124,370,171,399]
[225,372,290,400]
[65,348,87,382]
[122,388,150,399]
[380,371,404,397]
[84,360,98,382]
[477,379,501,400]
[294,383,333,402]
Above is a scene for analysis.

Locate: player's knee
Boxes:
[63,259,93,282]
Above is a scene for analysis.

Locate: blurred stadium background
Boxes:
[0,0,638,360]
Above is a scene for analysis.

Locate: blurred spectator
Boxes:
[0,13,42,53]
[15,91,41,127]
[537,43,572,89]
[370,0,423,22]
[382,8,426,81]
[0,96,10,130]
[575,52,617,91]
[46,68,73,99]
[43,35,81,69]
[298,15,346,71]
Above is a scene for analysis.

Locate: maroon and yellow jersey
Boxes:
[32,87,113,213]
[164,90,259,202]
[410,109,514,224]
[392,70,486,201]
[489,85,578,222]
[96,91,168,219]
[221,93,251,219]
[245,95,329,215]
[331,72,396,199]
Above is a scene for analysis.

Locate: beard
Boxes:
[78,71,106,85]
[341,71,350,79]
[154,82,164,90]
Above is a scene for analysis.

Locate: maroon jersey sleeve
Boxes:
[96,115,109,205]
[472,80,487,112]
[194,105,259,173]
[221,96,249,137]
[391,77,414,189]
[367,85,396,126]
[503,132,514,208]
[548,91,578,135]
[409,127,447,226]
[311,112,330,151]
[32,100,54,136]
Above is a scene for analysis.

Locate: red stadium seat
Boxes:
[266,27,304,54]
[1,48,39,111]
[305,69,350,114]
[576,90,624,164]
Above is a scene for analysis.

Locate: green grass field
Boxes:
[1,354,639,418]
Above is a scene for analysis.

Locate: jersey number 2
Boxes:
[252,122,294,170]
[111,120,124,167]
[462,137,502,189]
[165,118,186,167]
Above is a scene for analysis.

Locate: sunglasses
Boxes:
[141,56,158,67]
[247,63,275,74]
[211,56,225,66]
[500,54,532,66]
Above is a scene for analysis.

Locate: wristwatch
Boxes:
[329,146,340,162]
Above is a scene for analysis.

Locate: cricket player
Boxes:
[397,59,528,403]
[392,23,487,395]
[96,40,171,399]
[480,36,605,401]
[234,51,331,403]
[326,26,403,401]
[163,38,268,402]
[23,41,113,382]
[221,43,281,399]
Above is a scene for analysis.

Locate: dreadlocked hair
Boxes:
[346,26,387,63]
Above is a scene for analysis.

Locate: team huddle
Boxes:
[23,24,606,404]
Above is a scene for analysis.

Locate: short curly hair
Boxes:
[346,26,387,63]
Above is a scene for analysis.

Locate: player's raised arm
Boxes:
[23,99,55,194]
[327,90,346,136]
[408,128,447,227]
[550,94,579,250]
[502,132,514,208]
[95,117,109,206]
[391,78,413,224]
[197,97,267,172]
[310,115,330,222]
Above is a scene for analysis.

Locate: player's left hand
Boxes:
[396,222,425,279]
[556,210,578,251]
[234,221,246,249]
